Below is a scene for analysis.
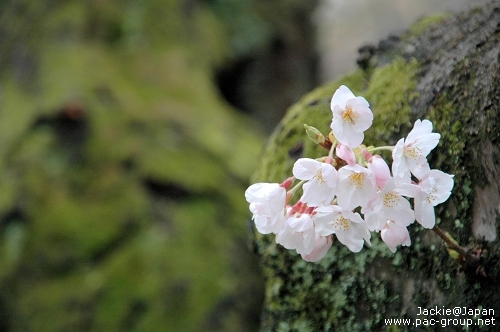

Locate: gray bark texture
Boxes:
[250,1,500,331]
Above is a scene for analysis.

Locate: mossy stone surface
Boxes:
[251,2,500,331]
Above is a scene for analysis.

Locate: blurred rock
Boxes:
[315,0,489,81]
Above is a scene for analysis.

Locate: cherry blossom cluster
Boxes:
[245,85,455,262]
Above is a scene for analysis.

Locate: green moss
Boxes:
[406,13,450,37]
[428,95,472,242]
[364,57,420,145]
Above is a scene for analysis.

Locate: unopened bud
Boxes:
[324,156,334,165]
[304,124,325,145]
[443,231,461,260]
[280,177,295,190]
[362,149,373,161]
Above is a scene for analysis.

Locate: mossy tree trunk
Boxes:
[251,1,500,331]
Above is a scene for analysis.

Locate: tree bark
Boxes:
[251,1,500,331]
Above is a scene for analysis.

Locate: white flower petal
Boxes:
[406,119,433,142]
[391,138,407,178]
[335,232,365,252]
[331,120,365,147]
[253,214,273,234]
[383,195,415,227]
[301,228,317,255]
[428,170,454,204]
[410,162,431,180]
[364,210,386,232]
[413,133,440,156]
[302,181,335,207]
[292,158,320,180]
[393,119,441,178]
[330,85,356,110]
[345,98,373,132]
[301,235,332,262]
[313,209,341,236]
[415,200,436,228]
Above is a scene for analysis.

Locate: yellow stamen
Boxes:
[333,216,350,231]
[404,146,423,159]
[315,170,325,184]
[342,108,358,125]
[426,188,438,203]
[383,191,399,208]
[348,172,364,189]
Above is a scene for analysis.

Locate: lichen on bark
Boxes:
[251,1,500,331]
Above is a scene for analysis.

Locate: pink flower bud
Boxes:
[336,143,355,165]
[368,155,391,188]
[362,149,373,161]
[381,221,411,253]
[280,177,295,190]
[301,235,333,262]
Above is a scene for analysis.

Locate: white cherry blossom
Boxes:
[293,158,338,207]
[392,119,440,178]
[276,210,316,255]
[337,164,377,210]
[413,169,454,228]
[314,205,371,252]
[245,182,286,234]
[363,178,415,232]
[330,85,373,148]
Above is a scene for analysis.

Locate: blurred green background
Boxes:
[0,0,318,331]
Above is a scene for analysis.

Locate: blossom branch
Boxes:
[432,226,479,266]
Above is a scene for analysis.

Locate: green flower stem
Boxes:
[368,146,395,153]
[287,180,306,199]
[328,140,337,159]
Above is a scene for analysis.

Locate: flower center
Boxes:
[332,216,350,231]
[426,187,439,204]
[314,170,325,184]
[342,107,358,125]
[383,191,399,208]
[348,172,364,188]
[403,145,423,159]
